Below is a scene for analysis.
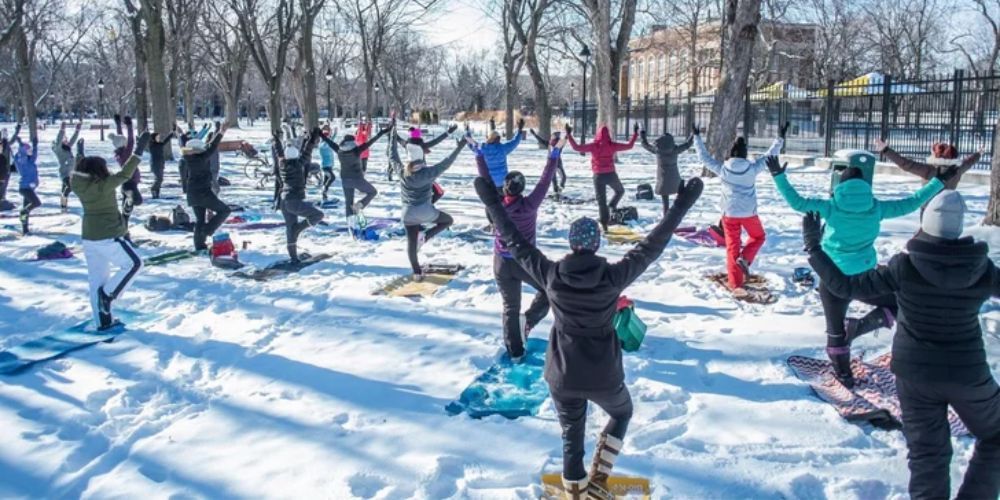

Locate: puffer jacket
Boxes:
[694,135,782,217]
[642,133,692,196]
[276,133,320,201]
[567,126,637,175]
[71,155,140,240]
[480,131,522,186]
[15,140,39,190]
[324,127,389,180]
[809,234,999,383]
[183,133,225,206]
[400,140,464,207]
[319,140,336,168]
[475,147,558,257]
[356,123,372,160]
[775,173,943,275]
[53,127,80,178]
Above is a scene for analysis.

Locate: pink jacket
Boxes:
[567,126,637,174]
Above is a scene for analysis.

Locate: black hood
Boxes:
[555,252,608,289]
[906,236,991,289]
[655,133,676,150]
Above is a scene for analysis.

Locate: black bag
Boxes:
[636,183,654,200]
[171,205,191,226]
[145,215,173,232]
[611,206,638,225]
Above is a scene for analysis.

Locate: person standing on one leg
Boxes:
[319,124,338,202]
[474,173,703,499]
[148,128,175,199]
[321,119,393,224]
[769,154,947,387]
[109,115,140,238]
[803,195,1000,500]
[641,128,692,217]
[72,131,150,330]
[474,134,561,361]
[530,128,567,198]
[273,127,324,262]
[53,122,82,211]
[693,122,785,297]
[566,123,639,230]
[398,135,465,281]
[12,131,40,235]
[182,123,230,252]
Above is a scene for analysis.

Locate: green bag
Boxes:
[614,299,647,352]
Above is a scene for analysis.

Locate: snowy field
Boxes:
[1,122,998,499]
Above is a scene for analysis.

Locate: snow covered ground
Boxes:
[1,122,997,499]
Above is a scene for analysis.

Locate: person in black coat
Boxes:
[182,124,229,251]
[640,130,693,216]
[474,174,703,499]
[273,127,324,262]
[0,126,13,207]
[803,191,1000,500]
[321,120,393,220]
[149,129,175,199]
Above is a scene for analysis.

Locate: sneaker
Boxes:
[352,202,364,214]
[19,212,28,235]
[826,345,855,389]
[97,286,114,328]
[731,287,750,299]
[561,476,590,500]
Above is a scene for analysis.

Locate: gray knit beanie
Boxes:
[921,190,965,240]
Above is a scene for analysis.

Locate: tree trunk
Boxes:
[129,13,149,130]
[364,74,374,118]
[707,0,762,161]
[984,114,1000,225]
[504,77,516,138]
[299,17,319,129]
[268,81,283,132]
[143,0,174,137]
[591,0,616,132]
[222,90,239,129]
[12,27,36,142]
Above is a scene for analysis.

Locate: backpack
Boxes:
[210,232,243,269]
[145,215,173,232]
[635,183,653,200]
[36,241,73,260]
[171,205,191,226]
[611,206,638,225]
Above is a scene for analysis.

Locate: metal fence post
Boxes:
[625,97,631,136]
[743,88,752,138]
[879,74,892,143]
[664,94,671,135]
[644,94,650,133]
[685,92,693,133]
[824,79,835,157]
[950,69,965,147]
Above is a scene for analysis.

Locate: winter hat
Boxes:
[109,133,126,150]
[568,217,601,253]
[729,137,748,159]
[285,146,301,160]
[409,127,422,139]
[503,171,526,197]
[341,134,356,143]
[487,131,501,144]
[186,139,206,152]
[928,143,961,166]
[921,190,966,240]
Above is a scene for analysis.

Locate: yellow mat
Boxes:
[375,273,455,298]
[605,226,644,244]
[541,474,650,499]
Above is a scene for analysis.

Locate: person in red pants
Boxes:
[693,123,786,297]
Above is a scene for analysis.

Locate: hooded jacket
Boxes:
[695,135,783,217]
[399,140,465,208]
[476,147,558,257]
[480,131,523,186]
[183,132,225,206]
[276,132,320,201]
[775,173,943,275]
[14,139,39,190]
[881,147,980,190]
[323,127,389,180]
[149,132,175,172]
[356,123,372,160]
[483,183,696,391]
[642,133,693,196]
[567,126,637,175]
[809,235,999,383]
[71,155,140,241]
[53,126,80,179]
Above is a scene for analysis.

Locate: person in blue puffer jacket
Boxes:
[481,118,524,187]
[319,124,337,202]
[12,132,40,235]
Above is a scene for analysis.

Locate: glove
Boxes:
[802,212,823,253]
[640,130,647,140]
[447,124,458,134]
[516,118,525,130]
[779,121,790,139]
[114,114,122,124]
[489,118,496,131]
[474,176,501,207]
[673,177,704,212]
[123,115,133,127]
[692,124,701,136]
[215,121,222,132]
[564,123,572,134]
[936,166,959,183]
[633,123,640,136]
[134,131,151,156]
[765,156,786,176]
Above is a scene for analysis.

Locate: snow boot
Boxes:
[587,433,623,499]
[19,211,29,235]
[97,286,114,329]
[826,344,855,389]
[561,476,590,500]
[845,307,895,343]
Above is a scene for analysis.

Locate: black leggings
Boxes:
[819,282,898,347]
[405,212,453,274]
[322,167,336,198]
[150,158,165,197]
[593,172,624,229]
[281,197,324,260]
[121,180,143,225]
[552,161,567,194]
[551,383,633,481]
[192,194,231,250]
[661,194,671,217]
[494,254,550,358]
[19,188,40,228]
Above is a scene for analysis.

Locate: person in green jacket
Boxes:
[71,131,150,331]
[766,152,952,387]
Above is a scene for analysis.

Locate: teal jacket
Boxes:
[774,174,944,275]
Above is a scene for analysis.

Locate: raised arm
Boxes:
[529,129,547,146]
[424,125,458,149]
[501,127,523,154]
[879,177,944,220]
[300,128,321,160]
[428,139,466,177]
[203,126,225,156]
[474,176,554,287]
[639,133,656,155]
[110,132,148,186]
[750,137,784,173]
[608,178,704,288]
[611,127,638,152]
[958,151,983,177]
[803,212,899,299]
[474,147,489,178]
[880,146,935,180]
[693,134,723,175]
[525,147,560,208]
[357,125,391,152]
[565,128,594,153]
[67,123,81,147]
[673,136,694,154]
[770,157,831,217]
[321,135,341,152]
[54,124,66,146]
[124,116,135,157]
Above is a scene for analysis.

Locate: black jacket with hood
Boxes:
[183,132,225,206]
[642,132,693,196]
[323,127,390,180]
[810,234,1000,383]
[274,131,320,201]
[481,178,702,391]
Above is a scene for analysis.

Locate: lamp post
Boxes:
[570,82,575,123]
[325,68,333,121]
[97,78,105,141]
[373,82,381,120]
[579,44,591,143]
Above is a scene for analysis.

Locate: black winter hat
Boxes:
[503,171,526,196]
[841,167,865,183]
[729,137,748,159]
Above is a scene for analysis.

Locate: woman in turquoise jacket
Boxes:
[767,153,951,387]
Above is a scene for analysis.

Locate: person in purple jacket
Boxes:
[108,115,139,238]
[474,134,564,361]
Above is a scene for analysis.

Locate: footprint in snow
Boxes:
[347,472,390,499]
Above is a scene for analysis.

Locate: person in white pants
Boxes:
[71,132,149,329]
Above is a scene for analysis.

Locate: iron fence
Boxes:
[570,70,999,170]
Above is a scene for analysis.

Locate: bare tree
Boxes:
[166,0,204,127]
[510,0,552,142]
[198,2,249,128]
[795,0,868,82]
[126,0,175,137]
[949,0,1000,76]
[641,0,723,97]
[296,0,325,128]
[861,0,946,79]
[488,1,525,136]
[229,0,302,132]
[706,0,763,161]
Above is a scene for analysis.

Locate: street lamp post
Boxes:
[373,82,381,120]
[325,68,333,121]
[247,90,253,127]
[570,82,576,125]
[97,78,105,141]
[579,44,591,143]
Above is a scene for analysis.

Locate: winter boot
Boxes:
[60,195,69,212]
[97,286,114,329]
[19,211,29,235]
[151,187,160,200]
[845,307,895,343]
[587,433,623,500]
[826,343,855,389]
[561,476,590,500]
